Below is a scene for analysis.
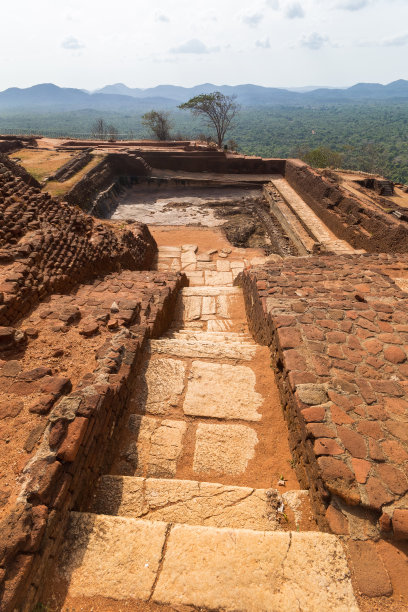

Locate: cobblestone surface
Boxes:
[240,253,408,540]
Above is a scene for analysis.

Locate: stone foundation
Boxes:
[239,254,408,539]
[0,270,186,611]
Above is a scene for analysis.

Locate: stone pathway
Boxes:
[53,244,359,611]
[270,178,361,255]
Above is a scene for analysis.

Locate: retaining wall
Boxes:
[285,159,408,253]
[0,156,156,325]
[0,270,186,611]
[239,254,408,541]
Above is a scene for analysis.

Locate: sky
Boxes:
[0,0,406,90]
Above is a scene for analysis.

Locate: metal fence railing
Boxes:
[0,128,142,140]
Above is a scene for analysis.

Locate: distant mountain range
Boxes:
[0,80,408,113]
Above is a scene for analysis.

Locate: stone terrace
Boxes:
[240,254,408,543]
[0,154,155,326]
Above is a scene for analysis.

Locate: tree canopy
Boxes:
[142,110,172,141]
[179,92,239,147]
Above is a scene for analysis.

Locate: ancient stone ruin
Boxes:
[0,136,407,611]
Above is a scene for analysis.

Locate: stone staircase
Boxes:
[52,246,359,611]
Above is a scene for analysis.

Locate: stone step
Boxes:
[60,512,358,611]
[166,329,253,341]
[148,337,257,360]
[90,475,316,531]
[181,286,241,296]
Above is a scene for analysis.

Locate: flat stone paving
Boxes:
[54,242,360,611]
[61,513,358,611]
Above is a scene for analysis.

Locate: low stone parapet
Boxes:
[238,253,408,541]
[0,269,186,611]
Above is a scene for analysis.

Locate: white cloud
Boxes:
[242,13,264,27]
[285,2,305,18]
[336,0,370,10]
[156,14,170,23]
[170,38,220,54]
[256,37,271,48]
[266,0,280,8]
[300,32,329,50]
[61,36,85,50]
[383,33,408,46]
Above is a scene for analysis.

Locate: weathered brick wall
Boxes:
[239,254,408,540]
[47,150,93,182]
[0,270,187,611]
[285,159,408,253]
[0,157,157,325]
[65,153,152,213]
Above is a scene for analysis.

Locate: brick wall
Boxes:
[239,254,408,540]
[285,159,408,253]
[0,271,187,611]
[0,157,157,325]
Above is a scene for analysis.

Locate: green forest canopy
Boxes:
[0,102,407,183]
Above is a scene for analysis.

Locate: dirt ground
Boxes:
[0,298,112,521]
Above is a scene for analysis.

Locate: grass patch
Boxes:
[46,154,105,198]
[10,149,75,182]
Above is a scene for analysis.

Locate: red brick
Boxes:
[327,344,344,359]
[327,390,355,411]
[366,476,394,510]
[274,315,296,328]
[282,349,307,372]
[375,464,408,495]
[368,438,386,461]
[384,397,408,417]
[348,541,393,597]
[378,333,403,345]
[306,423,337,438]
[326,331,346,344]
[330,404,354,425]
[383,346,407,364]
[57,417,88,462]
[357,421,383,440]
[384,420,408,441]
[364,338,383,355]
[276,326,302,349]
[314,438,344,456]
[325,504,349,535]
[380,440,408,463]
[301,406,326,423]
[303,325,325,340]
[351,458,371,484]
[338,427,367,459]
[392,509,408,540]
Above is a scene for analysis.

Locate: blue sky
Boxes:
[0,0,405,89]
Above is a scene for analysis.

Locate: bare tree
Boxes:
[90,118,106,139]
[179,92,240,148]
[106,124,119,141]
[142,111,172,141]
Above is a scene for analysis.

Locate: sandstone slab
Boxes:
[153,525,359,611]
[184,361,263,421]
[121,415,186,478]
[193,423,258,475]
[60,513,167,601]
[135,357,185,415]
[91,475,314,531]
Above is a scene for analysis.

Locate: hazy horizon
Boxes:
[1,0,406,92]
